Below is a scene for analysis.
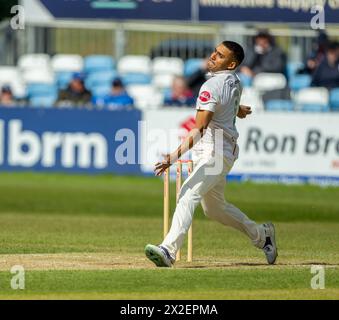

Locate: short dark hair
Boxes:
[1,85,12,94]
[222,41,245,67]
[112,77,124,88]
[255,30,272,40]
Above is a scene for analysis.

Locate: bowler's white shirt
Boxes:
[193,70,242,160]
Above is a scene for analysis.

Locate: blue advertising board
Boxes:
[38,0,339,23]
[0,108,142,174]
[198,1,339,24]
[40,0,192,21]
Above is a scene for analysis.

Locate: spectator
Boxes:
[93,78,134,110]
[57,73,92,108]
[298,31,329,75]
[164,76,195,107]
[311,42,339,90]
[240,30,286,77]
[186,59,209,99]
[0,85,15,107]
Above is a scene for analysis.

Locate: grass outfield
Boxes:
[0,173,338,300]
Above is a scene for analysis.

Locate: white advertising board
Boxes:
[141,109,339,184]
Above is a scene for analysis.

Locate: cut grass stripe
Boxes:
[0,268,338,299]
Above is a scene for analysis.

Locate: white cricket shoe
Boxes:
[262,222,278,265]
[145,244,174,268]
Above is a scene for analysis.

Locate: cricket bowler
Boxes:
[145,41,278,267]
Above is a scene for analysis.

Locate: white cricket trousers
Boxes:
[161,152,266,260]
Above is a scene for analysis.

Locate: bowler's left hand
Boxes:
[237,105,252,119]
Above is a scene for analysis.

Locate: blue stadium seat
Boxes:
[265,100,294,111]
[330,88,339,111]
[289,74,311,91]
[238,73,253,87]
[85,70,118,90]
[27,83,58,108]
[91,85,111,98]
[286,62,304,79]
[162,87,172,100]
[56,71,74,89]
[30,96,57,108]
[84,55,115,73]
[121,73,152,85]
[27,83,57,97]
[184,59,203,77]
[300,104,330,112]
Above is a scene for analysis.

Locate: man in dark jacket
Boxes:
[240,30,286,77]
[311,42,339,89]
[57,73,92,108]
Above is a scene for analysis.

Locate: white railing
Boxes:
[2,18,339,63]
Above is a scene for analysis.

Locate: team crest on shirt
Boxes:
[199,91,211,102]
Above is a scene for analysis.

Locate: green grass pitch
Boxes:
[0,172,338,300]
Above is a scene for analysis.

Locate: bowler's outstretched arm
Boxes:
[154,110,213,176]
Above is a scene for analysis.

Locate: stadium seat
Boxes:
[289,74,311,91]
[0,66,26,98]
[286,61,304,79]
[27,83,58,97]
[330,88,339,111]
[152,74,175,89]
[27,83,58,108]
[253,73,287,92]
[300,104,330,112]
[30,96,57,108]
[22,69,55,84]
[126,84,163,109]
[152,57,184,76]
[84,55,115,74]
[162,87,172,100]
[51,54,84,72]
[150,39,214,60]
[117,55,151,75]
[121,73,152,86]
[184,59,204,77]
[56,72,74,90]
[0,66,20,80]
[18,54,50,71]
[265,99,294,111]
[294,87,329,111]
[0,82,26,99]
[240,88,264,112]
[238,72,253,87]
[85,70,118,90]
[91,84,111,97]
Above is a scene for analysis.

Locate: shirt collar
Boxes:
[207,69,235,78]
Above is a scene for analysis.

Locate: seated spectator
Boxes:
[93,78,134,110]
[57,73,92,108]
[0,85,15,107]
[311,42,339,90]
[240,30,286,77]
[298,30,329,75]
[164,76,195,107]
